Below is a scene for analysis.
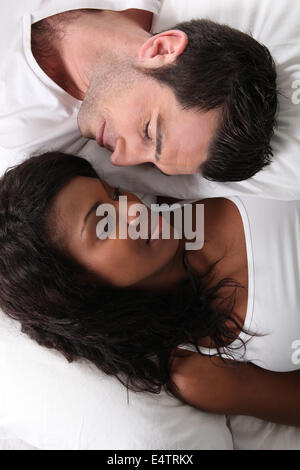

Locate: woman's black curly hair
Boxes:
[0,152,250,394]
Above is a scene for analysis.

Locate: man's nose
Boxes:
[110,137,147,167]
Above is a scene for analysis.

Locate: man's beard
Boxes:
[77,56,142,134]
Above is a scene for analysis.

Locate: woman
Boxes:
[0,152,299,426]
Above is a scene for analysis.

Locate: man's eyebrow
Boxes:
[154,114,164,162]
[80,200,101,238]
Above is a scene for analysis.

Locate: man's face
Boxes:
[78,63,220,175]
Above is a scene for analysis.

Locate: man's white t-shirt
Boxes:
[0,0,299,200]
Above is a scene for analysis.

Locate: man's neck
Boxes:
[31,9,153,100]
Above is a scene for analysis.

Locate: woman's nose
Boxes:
[110,137,147,167]
[116,198,149,238]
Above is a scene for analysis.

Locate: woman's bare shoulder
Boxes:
[169,348,300,427]
[169,349,248,413]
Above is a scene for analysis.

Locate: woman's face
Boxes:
[50,176,181,287]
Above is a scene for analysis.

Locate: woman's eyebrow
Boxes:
[80,201,101,238]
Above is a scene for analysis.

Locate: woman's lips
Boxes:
[148,215,163,245]
[96,122,106,147]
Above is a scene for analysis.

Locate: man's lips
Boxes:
[96,122,115,151]
[96,122,106,147]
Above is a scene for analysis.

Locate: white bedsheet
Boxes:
[1,418,299,450]
[228,416,300,450]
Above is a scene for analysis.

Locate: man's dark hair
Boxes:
[144,19,278,182]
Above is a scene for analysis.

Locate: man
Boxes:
[1,0,299,200]
[31,8,277,180]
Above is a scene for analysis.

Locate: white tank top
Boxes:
[179,196,300,372]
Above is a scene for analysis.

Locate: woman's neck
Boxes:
[132,239,189,292]
[135,197,248,295]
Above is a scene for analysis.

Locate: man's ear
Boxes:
[138,30,188,69]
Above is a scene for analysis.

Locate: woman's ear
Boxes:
[138,30,188,69]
